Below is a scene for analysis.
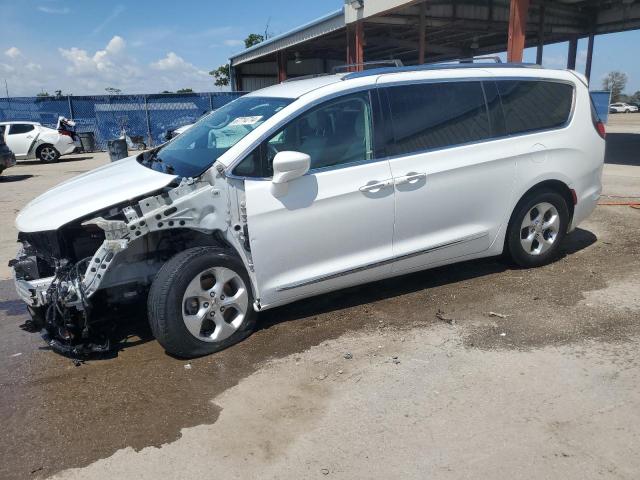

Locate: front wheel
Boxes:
[37,145,60,163]
[148,247,257,358]
[506,190,570,268]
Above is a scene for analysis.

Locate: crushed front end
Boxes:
[11,222,116,355]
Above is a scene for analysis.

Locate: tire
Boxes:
[37,144,60,163]
[505,189,570,268]
[148,247,257,358]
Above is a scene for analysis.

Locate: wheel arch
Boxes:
[507,179,575,239]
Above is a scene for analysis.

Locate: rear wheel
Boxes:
[37,145,60,163]
[148,247,256,358]
[506,190,570,268]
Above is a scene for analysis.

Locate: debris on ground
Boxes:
[488,312,508,319]
[337,370,344,375]
[10,352,22,357]
[500,332,507,337]
[436,309,456,325]
[321,468,330,475]
[184,363,192,370]
[343,352,353,360]
[392,356,401,365]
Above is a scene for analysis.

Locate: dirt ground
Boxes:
[0,117,639,479]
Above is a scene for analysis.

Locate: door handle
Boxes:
[359,179,393,193]
[395,172,427,186]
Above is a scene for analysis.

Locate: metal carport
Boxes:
[229,0,640,92]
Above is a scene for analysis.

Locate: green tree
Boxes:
[176,88,194,93]
[602,71,628,102]
[36,91,50,97]
[244,33,264,49]
[210,64,230,87]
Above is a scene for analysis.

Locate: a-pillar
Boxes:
[507,0,531,63]
[277,51,287,83]
[347,21,364,71]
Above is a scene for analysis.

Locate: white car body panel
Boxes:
[15,156,177,232]
[245,159,395,307]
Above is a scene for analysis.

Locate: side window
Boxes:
[496,80,574,135]
[8,124,35,135]
[383,81,490,157]
[234,91,374,177]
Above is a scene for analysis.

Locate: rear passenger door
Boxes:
[5,123,36,158]
[378,78,516,273]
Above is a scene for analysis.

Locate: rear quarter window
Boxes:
[497,80,574,135]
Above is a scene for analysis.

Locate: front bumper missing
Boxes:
[14,274,54,307]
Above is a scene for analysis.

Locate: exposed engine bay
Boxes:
[10,165,252,356]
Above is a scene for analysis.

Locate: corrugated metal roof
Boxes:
[229,8,345,67]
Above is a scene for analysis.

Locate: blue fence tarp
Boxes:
[590,90,611,124]
[0,92,244,150]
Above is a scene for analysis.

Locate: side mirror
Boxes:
[272,151,310,185]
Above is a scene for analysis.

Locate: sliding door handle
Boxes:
[395,172,427,186]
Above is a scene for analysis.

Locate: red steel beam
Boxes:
[277,51,287,83]
[346,21,365,71]
[507,0,530,63]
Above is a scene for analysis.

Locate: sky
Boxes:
[0,0,639,97]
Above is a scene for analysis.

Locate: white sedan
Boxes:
[609,103,639,113]
[0,120,81,163]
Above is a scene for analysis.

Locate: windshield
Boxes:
[140,96,293,177]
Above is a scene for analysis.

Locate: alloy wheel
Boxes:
[181,266,249,342]
[519,202,560,256]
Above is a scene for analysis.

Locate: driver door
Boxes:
[241,91,395,307]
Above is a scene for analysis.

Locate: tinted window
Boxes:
[383,81,490,157]
[8,124,35,135]
[234,91,374,177]
[497,80,574,135]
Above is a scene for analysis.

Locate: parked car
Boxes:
[11,64,605,357]
[609,102,638,113]
[0,118,81,163]
[0,125,17,175]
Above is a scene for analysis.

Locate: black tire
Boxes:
[37,144,60,163]
[148,247,257,358]
[506,189,570,268]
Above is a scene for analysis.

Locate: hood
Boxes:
[16,156,177,233]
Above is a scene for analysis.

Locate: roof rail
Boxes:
[332,59,403,74]
[342,58,540,81]
[282,73,331,83]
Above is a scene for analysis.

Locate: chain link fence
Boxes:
[0,92,245,150]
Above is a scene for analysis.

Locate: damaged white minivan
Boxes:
[11,63,605,357]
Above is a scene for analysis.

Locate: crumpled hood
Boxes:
[16,156,178,233]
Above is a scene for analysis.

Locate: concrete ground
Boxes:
[0,116,639,480]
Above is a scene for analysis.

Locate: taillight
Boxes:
[595,121,606,139]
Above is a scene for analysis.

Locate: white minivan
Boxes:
[12,64,605,357]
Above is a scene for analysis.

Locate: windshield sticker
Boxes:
[229,116,263,126]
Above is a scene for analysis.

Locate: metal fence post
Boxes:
[208,93,213,111]
[67,95,74,120]
[143,95,153,147]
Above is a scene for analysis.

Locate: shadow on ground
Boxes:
[0,174,35,182]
